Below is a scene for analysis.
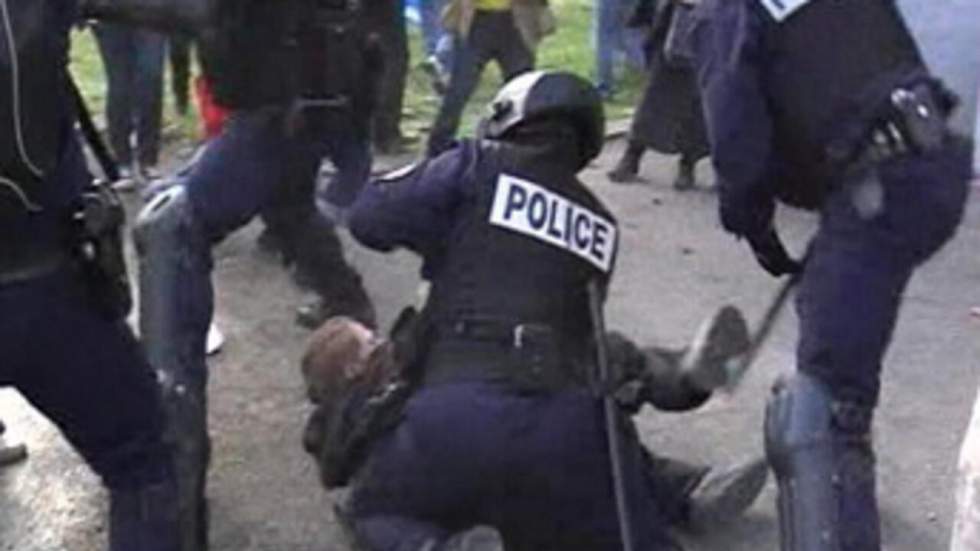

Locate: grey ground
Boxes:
[2,136,979,550]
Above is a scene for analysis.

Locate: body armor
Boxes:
[762,0,925,208]
[423,142,616,388]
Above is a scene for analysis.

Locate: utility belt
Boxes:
[422,318,591,393]
[0,185,131,319]
[828,81,952,170]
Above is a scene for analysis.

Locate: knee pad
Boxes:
[134,185,213,372]
[764,372,879,551]
[134,185,212,551]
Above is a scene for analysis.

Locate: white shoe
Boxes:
[206,324,225,356]
[111,166,137,192]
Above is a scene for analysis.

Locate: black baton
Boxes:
[588,280,636,551]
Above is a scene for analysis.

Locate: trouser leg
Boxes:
[426,29,489,157]
[6,270,178,551]
[170,35,193,116]
[132,29,166,167]
[769,140,971,551]
[371,0,409,149]
[94,24,136,166]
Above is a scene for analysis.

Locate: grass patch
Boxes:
[70,0,643,152]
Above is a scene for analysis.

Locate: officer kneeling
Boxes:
[302,71,769,550]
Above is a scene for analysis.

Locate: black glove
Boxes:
[746,227,802,277]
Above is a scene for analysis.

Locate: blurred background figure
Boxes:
[425,0,555,157]
[367,0,411,154]
[169,34,194,117]
[607,0,708,190]
[418,0,455,94]
[593,0,645,99]
[92,23,166,189]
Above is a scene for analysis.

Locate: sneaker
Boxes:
[206,323,225,356]
[139,165,163,184]
[421,55,449,95]
[686,458,768,531]
[111,166,138,192]
[680,305,751,392]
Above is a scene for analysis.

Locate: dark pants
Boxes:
[0,267,171,490]
[369,0,409,148]
[93,24,166,167]
[796,137,972,407]
[426,11,535,156]
[185,108,367,298]
[169,34,193,116]
[349,382,693,550]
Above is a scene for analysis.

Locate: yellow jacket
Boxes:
[441,0,556,51]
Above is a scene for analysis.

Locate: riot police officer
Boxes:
[0,1,177,549]
[132,1,380,549]
[692,1,973,549]
[340,71,768,550]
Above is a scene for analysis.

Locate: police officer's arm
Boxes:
[349,145,476,257]
[694,0,777,238]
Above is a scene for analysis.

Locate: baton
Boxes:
[725,270,802,392]
[587,280,636,551]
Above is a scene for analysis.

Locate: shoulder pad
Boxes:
[755,0,812,22]
[376,162,422,184]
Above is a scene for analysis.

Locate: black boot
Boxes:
[295,271,377,330]
[109,478,181,551]
[607,142,644,183]
[673,156,697,190]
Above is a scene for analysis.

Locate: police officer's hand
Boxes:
[746,227,802,277]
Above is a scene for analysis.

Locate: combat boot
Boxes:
[685,457,769,531]
[109,477,180,551]
[607,142,644,183]
[673,157,696,191]
[296,273,377,330]
[679,305,751,392]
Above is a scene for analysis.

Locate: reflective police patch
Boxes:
[756,0,812,22]
[489,174,617,273]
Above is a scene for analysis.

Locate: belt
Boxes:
[423,318,591,391]
[831,82,950,170]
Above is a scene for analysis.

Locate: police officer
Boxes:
[692,1,974,549]
[0,1,177,549]
[340,71,768,550]
[133,1,379,549]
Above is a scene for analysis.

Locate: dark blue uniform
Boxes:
[693,1,972,548]
[344,140,695,551]
[695,0,970,409]
[133,4,379,548]
[0,1,176,549]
